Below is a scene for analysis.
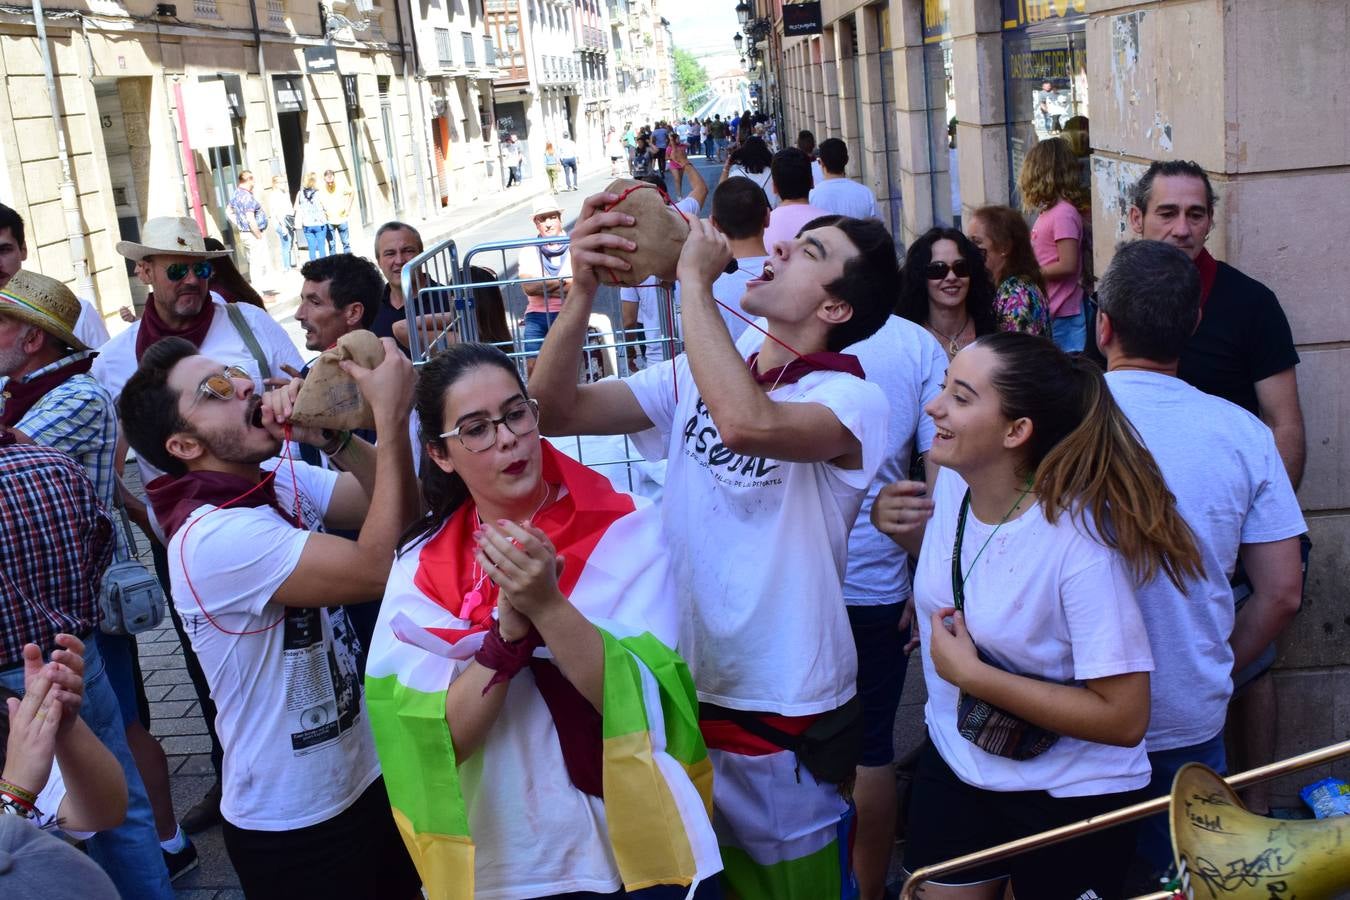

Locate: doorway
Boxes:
[278,111,306,198]
[94,78,149,309]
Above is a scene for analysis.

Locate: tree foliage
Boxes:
[674,48,710,116]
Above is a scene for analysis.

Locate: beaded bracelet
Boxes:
[0,791,37,819]
[0,779,36,805]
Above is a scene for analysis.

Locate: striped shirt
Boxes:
[0,444,110,667]
[14,351,124,554]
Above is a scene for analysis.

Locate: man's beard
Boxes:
[0,341,29,378]
[196,424,279,467]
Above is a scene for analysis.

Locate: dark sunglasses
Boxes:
[925,259,972,280]
[165,261,214,282]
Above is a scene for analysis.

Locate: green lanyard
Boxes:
[951,486,1033,612]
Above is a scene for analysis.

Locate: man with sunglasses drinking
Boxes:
[116,336,420,899]
[93,216,304,835]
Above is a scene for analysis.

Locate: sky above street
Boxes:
[665,0,742,57]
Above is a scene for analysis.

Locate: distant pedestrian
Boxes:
[227,170,272,294]
[762,148,829,248]
[688,118,702,155]
[651,121,670,173]
[543,142,562,194]
[810,138,879,220]
[504,134,524,187]
[606,127,625,175]
[267,175,295,270]
[720,136,777,207]
[295,173,329,261]
[1018,138,1088,352]
[319,169,354,255]
[558,133,579,191]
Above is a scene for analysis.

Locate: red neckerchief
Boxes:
[745,350,865,388]
[1194,249,1219,311]
[1,354,94,428]
[413,441,635,643]
[135,294,215,361]
[146,470,300,540]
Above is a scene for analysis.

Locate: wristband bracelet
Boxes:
[0,792,37,819]
[0,779,37,805]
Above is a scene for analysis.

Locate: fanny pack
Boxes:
[708,696,863,785]
[951,490,1059,761]
[99,496,166,636]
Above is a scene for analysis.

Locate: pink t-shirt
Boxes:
[1030,199,1084,318]
[763,202,831,251]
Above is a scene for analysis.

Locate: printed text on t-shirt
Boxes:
[682,396,783,488]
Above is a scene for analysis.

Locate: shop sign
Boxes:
[182,80,233,148]
[1002,0,1086,30]
[273,74,308,113]
[782,1,823,37]
[1005,43,1087,83]
[921,0,950,44]
[304,45,340,75]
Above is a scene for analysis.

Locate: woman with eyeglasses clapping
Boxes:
[898,227,1000,361]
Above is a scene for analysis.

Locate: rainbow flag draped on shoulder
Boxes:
[365,442,720,900]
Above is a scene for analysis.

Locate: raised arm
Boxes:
[528,192,656,438]
[262,341,421,607]
[672,143,708,210]
[677,219,864,466]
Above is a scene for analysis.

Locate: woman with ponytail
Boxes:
[873,331,1199,899]
[364,344,720,900]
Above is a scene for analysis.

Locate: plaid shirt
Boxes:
[14,351,124,555]
[0,444,111,667]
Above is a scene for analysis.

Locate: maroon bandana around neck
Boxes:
[745,350,865,388]
[1194,248,1219,311]
[1,354,95,428]
[146,470,299,541]
[135,293,216,361]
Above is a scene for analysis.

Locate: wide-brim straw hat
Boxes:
[115,216,234,262]
[0,269,88,352]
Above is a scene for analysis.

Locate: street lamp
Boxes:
[735,0,750,27]
[733,32,743,53]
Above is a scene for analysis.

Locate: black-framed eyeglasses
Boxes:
[165,261,214,282]
[440,399,540,452]
[925,259,972,280]
[191,365,250,408]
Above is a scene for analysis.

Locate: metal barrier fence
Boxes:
[399,234,682,494]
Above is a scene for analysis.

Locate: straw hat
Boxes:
[115,217,233,262]
[531,196,563,220]
[0,269,88,351]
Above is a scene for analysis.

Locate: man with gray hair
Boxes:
[1094,239,1306,882]
[370,221,425,353]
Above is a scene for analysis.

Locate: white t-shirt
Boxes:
[625,347,889,715]
[74,299,111,349]
[671,254,768,345]
[1106,370,1306,751]
[619,276,674,366]
[166,459,381,830]
[914,468,1154,797]
[92,297,306,532]
[810,177,880,220]
[726,166,779,207]
[843,317,947,606]
[34,763,94,840]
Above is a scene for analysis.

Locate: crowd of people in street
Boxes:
[0,93,1312,900]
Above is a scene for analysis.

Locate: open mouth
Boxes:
[934,427,954,441]
[248,397,265,428]
[504,460,527,476]
[749,261,775,286]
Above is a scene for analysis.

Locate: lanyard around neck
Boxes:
[951,486,1031,612]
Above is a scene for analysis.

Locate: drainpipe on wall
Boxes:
[392,0,427,217]
[245,0,283,175]
[403,0,436,219]
[31,0,94,301]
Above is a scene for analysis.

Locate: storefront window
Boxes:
[1002,0,1089,209]
[921,0,959,226]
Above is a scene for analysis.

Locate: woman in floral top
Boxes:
[967,205,1053,338]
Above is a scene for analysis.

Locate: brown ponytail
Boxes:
[980,332,1202,589]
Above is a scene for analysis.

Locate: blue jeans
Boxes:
[304,225,328,260]
[522,310,560,356]
[1135,731,1228,875]
[277,225,293,269]
[1,638,175,899]
[327,221,351,254]
[1051,305,1086,353]
[562,157,578,189]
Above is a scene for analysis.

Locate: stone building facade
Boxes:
[779,0,1350,799]
[0,0,419,318]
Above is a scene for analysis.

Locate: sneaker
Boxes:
[181,780,222,834]
[163,839,200,881]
